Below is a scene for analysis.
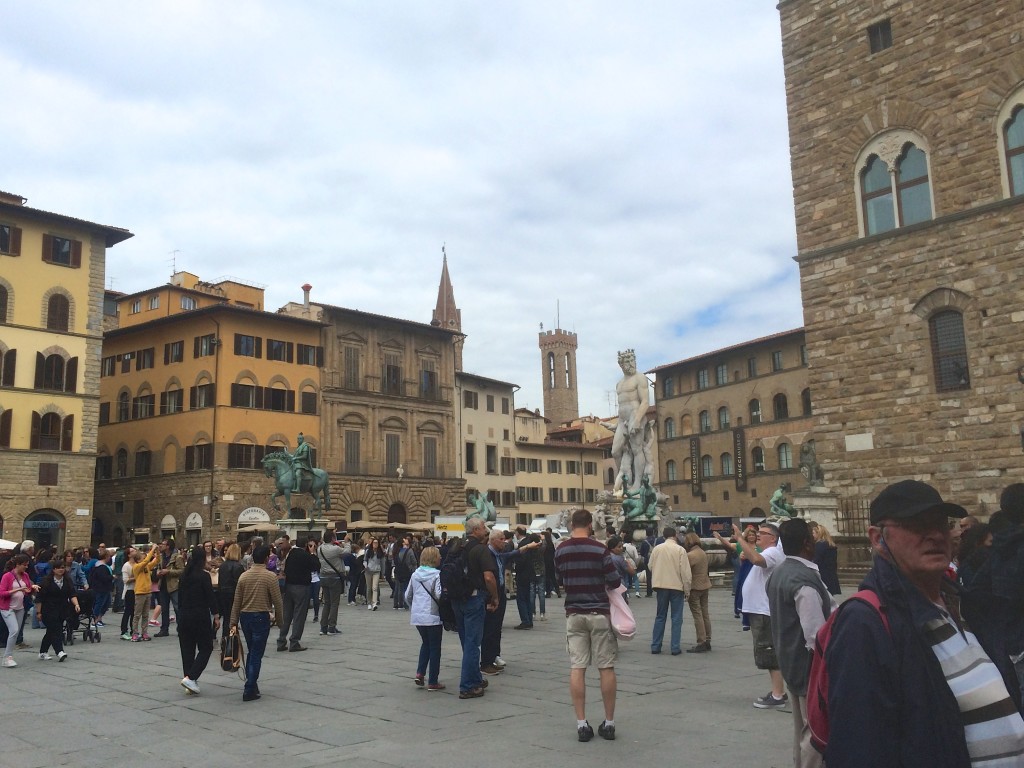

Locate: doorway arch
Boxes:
[23,509,66,553]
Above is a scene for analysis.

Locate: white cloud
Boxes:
[1,0,799,417]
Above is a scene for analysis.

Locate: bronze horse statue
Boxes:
[261,451,332,517]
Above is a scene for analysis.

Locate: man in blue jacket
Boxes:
[824,480,1024,767]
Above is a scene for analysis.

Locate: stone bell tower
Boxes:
[539,326,579,429]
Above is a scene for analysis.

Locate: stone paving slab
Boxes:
[5,586,796,767]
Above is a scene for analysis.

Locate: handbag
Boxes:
[220,627,243,673]
[607,584,636,640]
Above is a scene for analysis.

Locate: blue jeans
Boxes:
[239,612,271,696]
[454,592,486,692]
[92,591,112,619]
[652,588,685,653]
[515,574,533,625]
[416,624,443,685]
[532,576,546,616]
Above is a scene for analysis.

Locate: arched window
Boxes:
[547,352,555,389]
[801,388,812,416]
[117,392,130,422]
[773,394,789,420]
[664,417,675,439]
[387,503,407,524]
[701,454,713,478]
[564,353,571,388]
[0,285,7,323]
[39,412,61,451]
[749,399,761,424]
[720,452,733,476]
[699,410,711,433]
[752,446,765,472]
[858,135,933,235]
[718,406,730,430]
[42,354,65,391]
[46,295,70,331]
[662,376,675,398]
[1004,105,1024,196]
[666,460,677,481]
[778,443,793,470]
[682,457,692,481]
[929,310,970,391]
[116,448,128,478]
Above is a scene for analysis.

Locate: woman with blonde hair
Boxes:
[404,545,445,690]
[682,532,712,653]
[216,543,244,640]
[812,523,841,595]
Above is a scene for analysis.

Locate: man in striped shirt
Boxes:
[554,508,621,743]
[824,480,1024,767]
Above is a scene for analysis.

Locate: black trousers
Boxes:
[120,590,135,634]
[216,590,235,639]
[177,612,215,682]
[481,593,507,666]
[40,609,66,655]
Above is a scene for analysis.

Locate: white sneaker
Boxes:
[539,613,547,621]
[635,592,642,598]
[494,656,506,667]
[2,656,16,668]
[57,651,68,662]
[180,677,200,695]
[368,604,373,610]
[39,653,52,661]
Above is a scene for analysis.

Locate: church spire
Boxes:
[431,246,464,370]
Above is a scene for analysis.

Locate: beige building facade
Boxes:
[779,0,1024,511]
[456,371,518,514]
[0,191,132,550]
[650,329,812,519]
[280,298,465,526]
[94,274,324,546]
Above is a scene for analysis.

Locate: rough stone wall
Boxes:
[780,0,1024,511]
[538,330,579,428]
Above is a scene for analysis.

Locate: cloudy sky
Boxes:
[3,2,803,417]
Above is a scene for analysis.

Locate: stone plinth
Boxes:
[277,517,331,543]
[791,486,839,531]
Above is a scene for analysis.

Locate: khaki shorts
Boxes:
[566,612,618,669]
[750,613,779,670]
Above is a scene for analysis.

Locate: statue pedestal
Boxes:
[791,486,839,532]
[276,517,332,543]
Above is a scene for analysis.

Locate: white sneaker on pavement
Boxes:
[494,656,506,667]
[2,656,16,668]
[181,677,200,695]
[39,653,52,661]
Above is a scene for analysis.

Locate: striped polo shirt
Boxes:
[553,536,620,616]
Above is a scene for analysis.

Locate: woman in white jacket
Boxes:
[404,546,444,691]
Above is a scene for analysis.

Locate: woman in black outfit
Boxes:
[36,561,80,661]
[176,547,220,695]
[215,543,244,640]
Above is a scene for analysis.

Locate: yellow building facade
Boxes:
[94,273,323,546]
[0,190,132,549]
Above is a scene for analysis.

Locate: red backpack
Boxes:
[807,589,891,754]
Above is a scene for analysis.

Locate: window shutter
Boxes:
[255,444,265,465]
[30,411,41,449]
[70,240,82,268]
[132,398,139,420]
[189,386,197,409]
[316,346,324,367]
[61,414,74,451]
[164,343,170,365]
[185,445,195,470]
[65,357,78,393]
[0,409,10,447]
[255,337,262,359]
[230,383,240,406]
[286,389,295,412]
[207,381,216,404]
[41,234,53,264]
[193,336,200,358]
[255,387,265,409]
[9,227,20,256]
[160,392,168,414]
[1,349,15,387]
[233,334,242,355]
[34,352,44,389]
[286,342,294,363]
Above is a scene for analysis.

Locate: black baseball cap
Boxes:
[869,480,967,525]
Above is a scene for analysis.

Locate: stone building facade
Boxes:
[649,329,812,519]
[279,299,465,526]
[457,371,518,515]
[0,191,132,550]
[539,328,579,429]
[778,0,1024,511]
[93,274,324,546]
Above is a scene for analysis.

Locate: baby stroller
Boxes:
[66,589,100,645]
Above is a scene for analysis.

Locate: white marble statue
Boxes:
[610,349,653,493]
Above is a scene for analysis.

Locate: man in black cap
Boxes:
[821,480,1024,767]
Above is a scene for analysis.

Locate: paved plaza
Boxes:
[2,585,800,768]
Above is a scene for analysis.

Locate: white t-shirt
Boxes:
[740,541,785,616]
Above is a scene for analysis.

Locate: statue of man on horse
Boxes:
[261,434,332,518]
